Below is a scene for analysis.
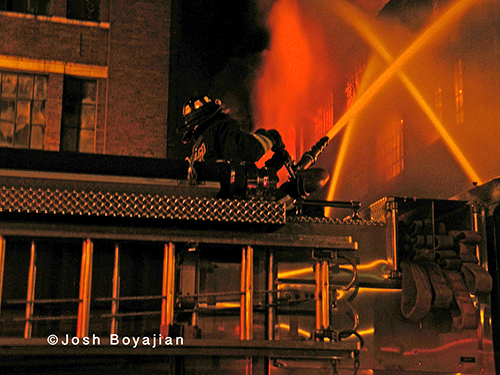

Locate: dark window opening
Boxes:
[0,0,52,15]
[66,0,100,22]
[61,76,97,153]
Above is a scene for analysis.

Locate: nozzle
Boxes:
[295,137,329,171]
[280,168,330,199]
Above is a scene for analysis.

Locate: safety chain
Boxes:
[353,351,360,375]
[330,352,360,375]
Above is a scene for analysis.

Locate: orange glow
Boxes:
[254,0,334,162]
[277,266,313,279]
[336,287,399,300]
[215,302,240,309]
[0,53,108,78]
[342,259,388,271]
[324,0,487,207]
[277,323,312,338]
[329,0,482,185]
[278,259,388,279]
[402,338,492,356]
[357,327,375,336]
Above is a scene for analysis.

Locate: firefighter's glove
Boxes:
[267,129,285,152]
[265,147,289,171]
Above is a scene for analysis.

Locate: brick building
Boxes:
[315,0,500,208]
[0,0,171,158]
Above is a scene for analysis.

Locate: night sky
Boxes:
[176,1,268,107]
[168,0,270,157]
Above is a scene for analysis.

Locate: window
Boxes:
[345,64,364,110]
[66,0,99,22]
[378,119,404,181]
[435,85,442,121]
[454,58,464,126]
[0,71,47,149]
[314,92,334,140]
[0,0,51,15]
[61,76,97,153]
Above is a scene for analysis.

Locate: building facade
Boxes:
[313,0,500,208]
[0,0,171,158]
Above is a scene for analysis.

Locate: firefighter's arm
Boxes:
[217,120,273,161]
[253,129,292,172]
[252,128,284,154]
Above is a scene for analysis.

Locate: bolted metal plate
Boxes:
[288,215,385,226]
[358,197,388,223]
[0,186,286,225]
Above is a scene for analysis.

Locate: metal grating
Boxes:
[287,215,385,226]
[358,197,388,223]
[0,186,286,224]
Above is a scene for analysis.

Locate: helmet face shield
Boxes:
[179,95,222,143]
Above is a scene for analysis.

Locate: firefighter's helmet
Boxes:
[179,95,223,143]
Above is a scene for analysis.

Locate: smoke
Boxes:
[250,0,500,207]
[196,0,500,205]
[251,0,388,158]
[252,0,337,159]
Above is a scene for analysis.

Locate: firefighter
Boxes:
[180,94,285,163]
[179,94,290,184]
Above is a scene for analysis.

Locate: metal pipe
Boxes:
[110,244,120,335]
[161,243,176,330]
[472,203,488,268]
[386,199,400,277]
[15,315,78,322]
[245,357,252,375]
[192,248,199,328]
[242,245,254,375]
[77,243,87,338]
[77,239,93,338]
[267,250,275,341]
[103,311,161,318]
[7,298,80,304]
[168,243,176,326]
[161,243,169,328]
[321,260,330,330]
[240,247,247,340]
[245,245,254,340]
[178,291,243,299]
[294,200,361,210]
[24,241,36,339]
[0,236,6,318]
[315,261,322,332]
[240,245,254,340]
[86,240,94,334]
[98,295,162,302]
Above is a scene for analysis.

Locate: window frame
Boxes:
[0,71,48,150]
[66,0,100,22]
[60,76,97,153]
[0,0,52,16]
